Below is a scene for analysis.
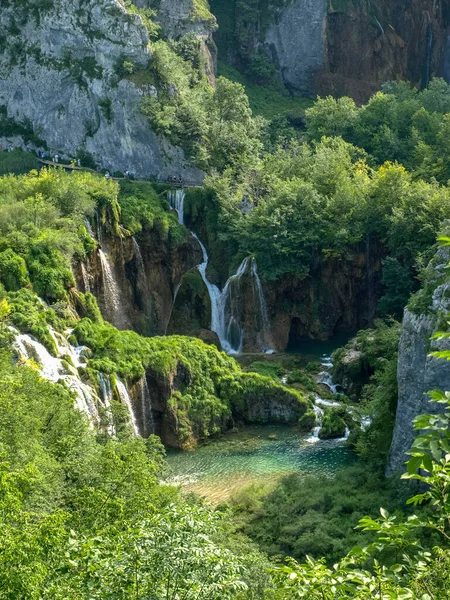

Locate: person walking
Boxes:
[105,171,110,180]
[54,154,59,163]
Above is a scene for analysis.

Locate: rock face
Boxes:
[388,251,450,473]
[0,0,207,182]
[75,226,202,336]
[213,0,450,101]
[265,0,328,95]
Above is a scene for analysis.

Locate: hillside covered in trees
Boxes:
[2,1,450,598]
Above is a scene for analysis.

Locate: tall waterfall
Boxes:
[98,249,128,329]
[250,259,275,353]
[168,189,185,225]
[132,237,150,306]
[193,235,274,355]
[167,188,274,354]
[80,262,90,293]
[116,379,139,435]
[141,376,155,436]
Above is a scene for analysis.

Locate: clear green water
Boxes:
[166,425,354,503]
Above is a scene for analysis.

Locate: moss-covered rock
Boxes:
[318,409,346,440]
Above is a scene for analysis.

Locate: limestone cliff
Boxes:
[212,0,450,101]
[0,0,212,181]
[388,248,450,473]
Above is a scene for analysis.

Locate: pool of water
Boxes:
[287,333,355,359]
[166,425,354,503]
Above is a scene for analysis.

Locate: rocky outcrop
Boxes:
[0,0,207,182]
[75,225,202,336]
[388,250,450,473]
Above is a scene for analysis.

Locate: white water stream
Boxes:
[13,327,100,426]
[169,190,274,355]
[116,378,139,435]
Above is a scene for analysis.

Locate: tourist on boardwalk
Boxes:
[105,171,110,180]
[54,154,59,163]
[77,158,81,167]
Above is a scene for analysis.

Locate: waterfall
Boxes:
[193,233,243,354]
[167,189,185,224]
[193,234,273,354]
[251,260,275,353]
[98,249,127,328]
[13,328,100,425]
[116,379,139,435]
[317,354,342,394]
[132,237,150,295]
[98,373,112,408]
[307,403,324,443]
[166,187,274,354]
[81,262,90,293]
[425,24,433,88]
[83,216,95,239]
[141,376,155,436]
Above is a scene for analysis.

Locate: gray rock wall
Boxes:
[0,0,204,183]
[388,274,450,473]
[264,0,328,95]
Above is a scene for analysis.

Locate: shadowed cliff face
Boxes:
[318,0,450,103]
[74,227,202,336]
[168,240,383,353]
[212,0,450,101]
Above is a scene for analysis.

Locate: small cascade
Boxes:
[251,260,275,353]
[307,403,324,443]
[167,189,185,225]
[317,354,342,394]
[13,328,100,425]
[141,376,155,436]
[83,216,95,240]
[80,262,90,293]
[98,249,127,328]
[116,379,139,435]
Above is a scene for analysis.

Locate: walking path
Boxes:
[37,158,189,186]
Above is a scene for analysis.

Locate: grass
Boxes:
[0,149,41,175]
[217,61,313,120]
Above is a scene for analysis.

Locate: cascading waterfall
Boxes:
[80,262,90,293]
[167,188,274,354]
[12,327,100,425]
[141,376,155,436]
[317,354,342,395]
[116,379,139,435]
[251,259,275,353]
[98,249,127,328]
[167,189,185,225]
